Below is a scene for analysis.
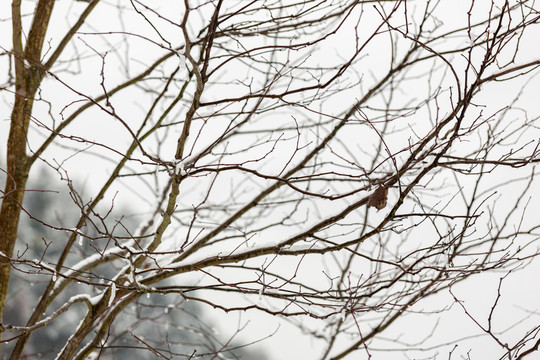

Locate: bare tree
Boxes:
[1,0,540,359]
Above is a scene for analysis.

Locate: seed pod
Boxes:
[367,185,388,211]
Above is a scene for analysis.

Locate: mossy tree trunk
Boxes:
[0,0,55,334]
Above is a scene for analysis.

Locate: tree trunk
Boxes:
[0,0,55,336]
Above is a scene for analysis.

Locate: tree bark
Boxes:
[0,0,55,333]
